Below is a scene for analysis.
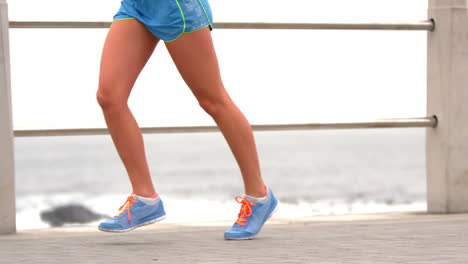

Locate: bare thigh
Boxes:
[164,27,229,108]
[97,19,159,105]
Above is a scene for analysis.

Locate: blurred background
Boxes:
[9,0,428,229]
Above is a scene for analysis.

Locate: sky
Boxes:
[6,0,429,129]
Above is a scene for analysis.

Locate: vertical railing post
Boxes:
[427,0,468,213]
[0,0,15,234]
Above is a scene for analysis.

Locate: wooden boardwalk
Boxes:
[1,212,467,264]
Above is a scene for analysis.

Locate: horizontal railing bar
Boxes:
[8,20,435,31]
[13,117,437,137]
[215,21,435,31]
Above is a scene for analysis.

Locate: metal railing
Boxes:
[9,19,436,137]
[9,20,435,31]
[13,117,437,137]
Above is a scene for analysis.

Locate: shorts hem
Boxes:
[164,24,211,42]
[113,17,136,22]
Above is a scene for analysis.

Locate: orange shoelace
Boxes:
[235,196,257,227]
[115,194,140,223]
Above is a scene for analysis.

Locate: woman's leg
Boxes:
[97,19,159,198]
[165,28,266,198]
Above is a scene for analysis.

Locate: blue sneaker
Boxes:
[224,188,279,240]
[98,194,166,232]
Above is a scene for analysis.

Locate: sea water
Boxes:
[14,129,426,229]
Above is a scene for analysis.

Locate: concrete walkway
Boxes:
[1,212,467,264]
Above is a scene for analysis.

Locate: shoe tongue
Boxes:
[133,194,160,205]
[244,196,256,204]
[244,194,268,204]
[131,194,144,203]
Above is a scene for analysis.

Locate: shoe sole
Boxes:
[224,200,279,240]
[98,214,166,233]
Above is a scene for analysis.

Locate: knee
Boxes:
[197,93,231,118]
[96,85,128,112]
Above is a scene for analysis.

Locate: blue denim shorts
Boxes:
[113,0,213,42]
